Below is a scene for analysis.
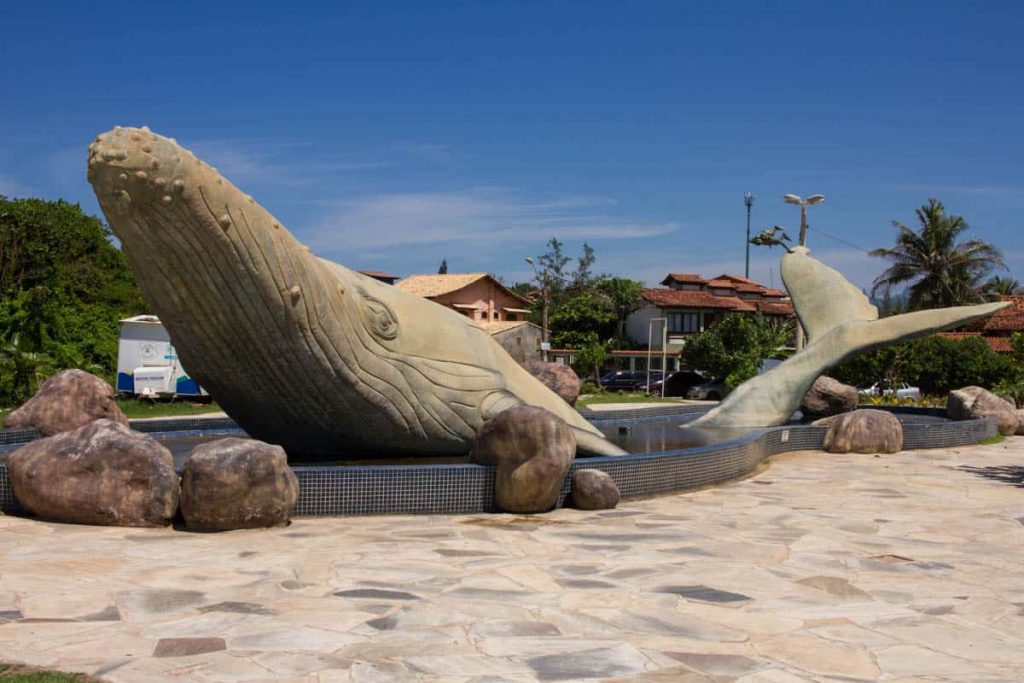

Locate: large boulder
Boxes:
[180,438,299,531]
[471,406,575,513]
[522,361,581,406]
[1017,410,1024,436]
[947,386,1020,436]
[6,419,179,526]
[570,469,620,510]
[800,375,859,418]
[815,409,903,454]
[3,369,128,436]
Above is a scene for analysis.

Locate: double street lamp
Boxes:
[783,193,825,247]
[782,193,825,351]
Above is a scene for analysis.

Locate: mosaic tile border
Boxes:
[0,412,998,517]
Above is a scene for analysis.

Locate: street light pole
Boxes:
[744,193,755,279]
[782,194,825,351]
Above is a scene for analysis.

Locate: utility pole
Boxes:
[782,194,825,351]
[525,257,550,362]
[744,193,755,278]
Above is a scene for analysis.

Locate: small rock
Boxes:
[6,419,179,526]
[800,375,858,418]
[3,369,128,436]
[180,438,299,531]
[471,406,575,513]
[570,469,620,510]
[815,409,903,454]
[947,386,1020,436]
[522,361,581,406]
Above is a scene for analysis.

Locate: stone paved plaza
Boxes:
[1,438,1023,682]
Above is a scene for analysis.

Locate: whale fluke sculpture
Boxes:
[87,127,625,458]
[692,246,1009,428]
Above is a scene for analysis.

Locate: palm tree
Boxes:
[983,275,1021,300]
[0,334,56,404]
[870,198,1006,310]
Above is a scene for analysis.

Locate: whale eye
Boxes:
[360,294,399,341]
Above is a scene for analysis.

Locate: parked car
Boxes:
[685,378,730,401]
[859,381,921,401]
[646,371,706,397]
[599,370,663,392]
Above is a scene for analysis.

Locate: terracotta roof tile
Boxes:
[641,288,757,312]
[357,270,400,280]
[983,295,1024,332]
[715,274,759,285]
[705,279,738,289]
[660,273,706,285]
[757,301,795,316]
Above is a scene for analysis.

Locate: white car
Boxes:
[860,382,921,401]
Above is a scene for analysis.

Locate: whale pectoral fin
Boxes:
[573,428,628,457]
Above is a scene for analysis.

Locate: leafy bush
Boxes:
[683,314,793,389]
[993,378,1024,408]
[832,335,1021,396]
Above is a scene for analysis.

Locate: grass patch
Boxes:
[117,398,222,420]
[577,393,684,408]
[979,434,1006,446]
[0,663,98,682]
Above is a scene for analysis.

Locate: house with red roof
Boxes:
[625,273,795,352]
[938,295,1024,355]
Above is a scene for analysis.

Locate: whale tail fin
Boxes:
[781,246,879,343]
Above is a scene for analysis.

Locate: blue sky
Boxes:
[2,1,1022,291]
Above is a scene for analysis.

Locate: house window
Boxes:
[493,311,500,321]
[478,311,487,320]
[507,313,517,321]
[667,312,700,333]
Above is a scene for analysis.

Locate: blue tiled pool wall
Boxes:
[0,408,998,517]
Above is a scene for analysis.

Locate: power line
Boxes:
[807,225,871,253]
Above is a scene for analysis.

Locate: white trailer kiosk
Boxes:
[116,315,206,398]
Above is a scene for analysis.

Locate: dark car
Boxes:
[598,370,663,392]
[646,370,705,397]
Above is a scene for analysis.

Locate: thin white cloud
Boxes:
[187,139,390,187]
[304,189,678,254]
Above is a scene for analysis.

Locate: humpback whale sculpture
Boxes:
[692,246,1009,428]
[87,127,626,458]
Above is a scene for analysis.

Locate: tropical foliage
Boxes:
[870,198,1005,309]
[525,239,644,349]
[682,313,794,389]
[831,335,1021,396]
[0,197,147,406]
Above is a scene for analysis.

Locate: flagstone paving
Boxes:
[1,438,1023,681]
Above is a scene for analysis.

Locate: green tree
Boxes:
[571,333,607,384]
[548,289,616,348]
[0,196,147,406]
[597,277,644,343]
[984,275,1021,300]
[870,198,1006,310]
[683,314,793,389]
